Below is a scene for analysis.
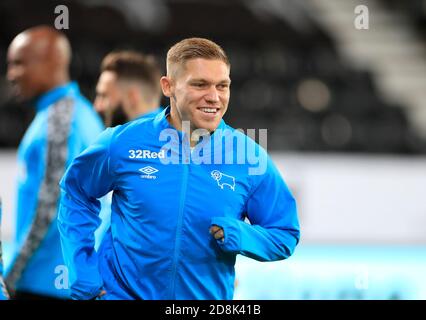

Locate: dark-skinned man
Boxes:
[4,25,104,299]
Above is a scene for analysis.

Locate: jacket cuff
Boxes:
[70,282,103,300]
[210,217,243,253]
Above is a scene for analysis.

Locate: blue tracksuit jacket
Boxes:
[4,82,104,298]
[0,197,9,300]
[93,106,163,251]
[58,106,300,300]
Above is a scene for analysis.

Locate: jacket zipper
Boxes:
[169,140,190,298]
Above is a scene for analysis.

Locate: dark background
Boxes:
[0,0,425,153]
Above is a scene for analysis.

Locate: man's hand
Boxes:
[91,289,107,300]
[209,225,224,242]
[99,290,107,297]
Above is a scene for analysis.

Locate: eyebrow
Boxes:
[189,78,231,84]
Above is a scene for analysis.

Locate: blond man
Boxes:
[58,38,300,300]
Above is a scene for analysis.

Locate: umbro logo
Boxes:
[139,166,158,175]
[139,166,158,179]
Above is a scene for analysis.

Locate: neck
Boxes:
[167,106,209,148]
[133,102,157,119]
[168,104,183,132]
[47,74,70,91]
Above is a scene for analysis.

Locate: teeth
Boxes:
[200,108,217,113]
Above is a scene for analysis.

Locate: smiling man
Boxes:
[162,48,231,134]
[58,38,300,300]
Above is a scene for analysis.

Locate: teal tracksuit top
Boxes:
[58,106,300,300]
[5,82,104,298]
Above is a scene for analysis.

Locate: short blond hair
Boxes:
[166,37,230,78]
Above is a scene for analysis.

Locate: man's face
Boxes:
[165,58,231,133]
[94,71,127,126]
[94,71,121,114]
[7,35,49,99]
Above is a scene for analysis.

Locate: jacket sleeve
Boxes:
[58,128,115,300]
[0,198,9,300]
[211,156,300,262]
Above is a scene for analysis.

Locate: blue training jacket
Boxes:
[0,197,9,300]
[58,106,300,300]
[4,82,104,298]
[94,106,163,251]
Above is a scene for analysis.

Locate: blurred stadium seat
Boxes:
[0,0,425,153]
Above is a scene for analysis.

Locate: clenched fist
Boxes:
[209,225,224,242]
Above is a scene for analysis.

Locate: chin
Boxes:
[13,92,26,101]
[15,88,34,100]
[200,122,220,133]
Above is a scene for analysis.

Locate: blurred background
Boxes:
[1,0,426,299]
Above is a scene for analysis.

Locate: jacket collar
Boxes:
[153,106,229,158]
[154,106,226,135]
[35,82,79,111]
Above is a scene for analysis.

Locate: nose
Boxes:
[205,86,220,103]
[7,65,18,82]
[94,97,107,112]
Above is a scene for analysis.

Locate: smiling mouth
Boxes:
[198,107,219,114]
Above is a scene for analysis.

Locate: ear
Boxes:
[160,76,173,98]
